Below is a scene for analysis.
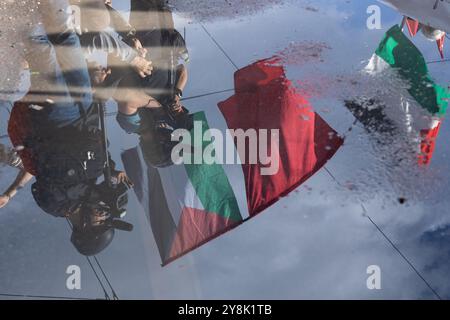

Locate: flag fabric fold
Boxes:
[219,58,344,216]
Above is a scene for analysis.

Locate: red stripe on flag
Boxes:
[167,207,241,265]
[418,121,441,166]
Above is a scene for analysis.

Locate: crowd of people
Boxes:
[0,0,191,255]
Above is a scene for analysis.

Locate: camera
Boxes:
[96,180,129,219]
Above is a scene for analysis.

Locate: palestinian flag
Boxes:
[365,25,449,164]
[122,58,343,266]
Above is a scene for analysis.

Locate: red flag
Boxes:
[218,58,344,216]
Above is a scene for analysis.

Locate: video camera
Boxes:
[94,101,134,232]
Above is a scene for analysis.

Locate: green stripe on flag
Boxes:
[375,25,449,116]
[183,112,242,222]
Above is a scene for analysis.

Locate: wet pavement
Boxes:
[1,0,450,299]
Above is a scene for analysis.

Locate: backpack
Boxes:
[8,101,107,185]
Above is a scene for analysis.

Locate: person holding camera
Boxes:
[7,0,134,256]
[111,0,191,159]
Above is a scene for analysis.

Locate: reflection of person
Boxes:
[115,64,189,134]
[114,0,190,136]
[0,144,22,169]
[0,61,33,210]
[7,0,133,255]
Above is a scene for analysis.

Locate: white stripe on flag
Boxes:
[203,107,251,219]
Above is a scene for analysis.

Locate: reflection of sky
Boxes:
[1,0,450,299]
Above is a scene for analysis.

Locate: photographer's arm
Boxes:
[106,156,133,188]
[175,64,188,93]
[0,170,34,209]
[170,64,188,113]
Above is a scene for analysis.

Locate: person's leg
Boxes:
[42,0,93,118]
[130,0,171,55]
[130,0,164,36]
[23,0,92,127]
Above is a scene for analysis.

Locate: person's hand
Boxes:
[89,63,112,85]
[112,171,134,188]
[174,94,181,105]
[169,96,184,115]
[131,38,148,58]
[90,209,109,227]
[130,56,153,78]
[0,195,10,209]
[171,103,184,115]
